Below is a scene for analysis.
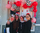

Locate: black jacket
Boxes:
[18,22,25,33]
[5,24,10,33]
[15,19,20,30]
[24,20,32,33]
[10,21,17,33]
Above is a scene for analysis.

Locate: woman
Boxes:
[5,18,10,33]
[24,13,32,33]
[10,14,17,33]
[15,14,20,32]
[18,16,25,33]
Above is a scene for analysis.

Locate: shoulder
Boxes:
[10,22,13,25]
[19,22,21,23]
[27,20,31,23]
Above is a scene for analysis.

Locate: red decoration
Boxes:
[34,6,37,9]
[26,10,28,12]
[31,18,36,23]
[33,8,37,12]
[14,2,16,4]
[33,8,37,17]
[8,1,9,4]
[15,0,20,2]
[32,1,38,6]
[23,4,27,9]
[35,21,36,23]
[28,4,32,8]
[34,12,36,17]
[18,12,20,15]
[6,4,11,9]
[9,1,12,5]
[16,12,19,13]
[11,7,15,11]
[16,1,21,6]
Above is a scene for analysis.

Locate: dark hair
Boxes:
[15,15,20,21]
[20,16,24,20]
[26,14,32,20]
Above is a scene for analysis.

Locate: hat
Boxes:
[11,14,15,17]
[15,13,19,16]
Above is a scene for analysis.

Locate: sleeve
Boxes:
[6,24,10,27]
[31,21,32,27]
[27,21,32,31]
[24,22,28,33]
[5,23,10,33]
[10,23,13,33]
[6,27,10,33]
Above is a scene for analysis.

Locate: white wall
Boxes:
[0,0,2,25]
[0,0,8,33]
[1,0,8,25]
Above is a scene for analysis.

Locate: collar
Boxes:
[20,21,24,23]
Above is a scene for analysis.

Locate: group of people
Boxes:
[5,13,32,33]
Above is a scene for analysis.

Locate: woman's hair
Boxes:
[15,15,20,21]
[7,17,10,21]
[20,16,24,19]
[26,14,32,20]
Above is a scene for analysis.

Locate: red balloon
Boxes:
[34,6,37,9]
[16,1,21,6]
[31,18,36,23]
[28,4,32,8]
[6,4,11,9]
[33,8,37,12]
[9,1,12,5]
[15,0,20,2]
[8,1,9,4]
[14,2,16,4]
[23,3,27,9]
[11,7,15,11]
[32,1,38,6]
[34,12,36,17]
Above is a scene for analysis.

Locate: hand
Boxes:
[31,27,32,29]
[7,21,10,25]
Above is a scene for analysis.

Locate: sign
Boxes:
[21,8,30,16]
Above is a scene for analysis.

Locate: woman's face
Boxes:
[26,15,30,20]
[20,17,24,21]
[16,15,19,20]
[10,17,14,22]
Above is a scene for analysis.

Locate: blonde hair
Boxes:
[7,17,10,21]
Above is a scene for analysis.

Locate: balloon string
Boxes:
[34,12,36,17]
